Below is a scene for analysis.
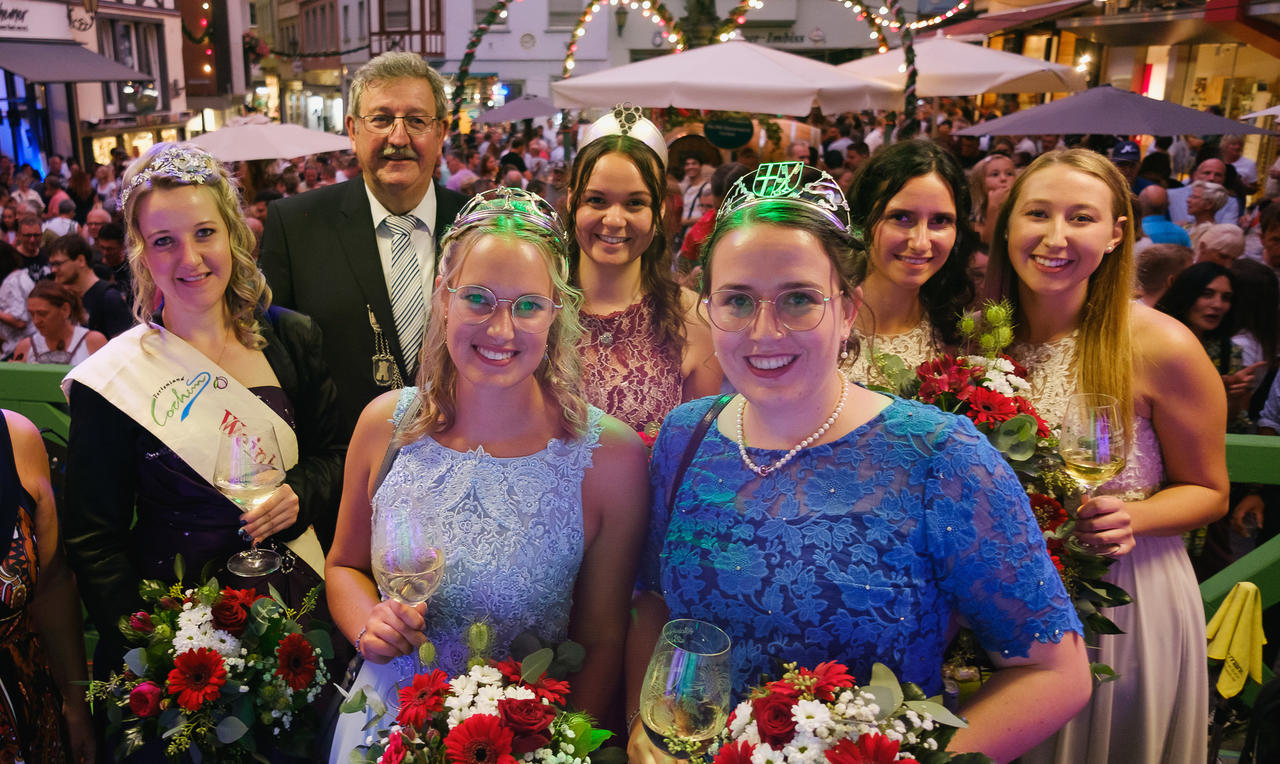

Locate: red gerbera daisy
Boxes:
[801,661,855,701]
[444,714,516,764]
[1028,493,1069,531]
[824,733,919,764]
[397,669,451,728]
[494,658,523,683]
[167,648,227,711]
[964,386,1019,427]
[712,739,757,764]
[275,633,317,691]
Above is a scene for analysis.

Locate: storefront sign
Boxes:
[704,116,754,150]
[0,0,70,39]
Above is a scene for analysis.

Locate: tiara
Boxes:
[120,144,222,210]
[580,104,669,167]
[441,186,568,249]
[717,161,852,233]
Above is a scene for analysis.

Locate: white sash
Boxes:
[63,324,326,577]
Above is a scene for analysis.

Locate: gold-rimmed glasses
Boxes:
[356,114,439,135]
[702,288,831,333]
[446,284,562,332]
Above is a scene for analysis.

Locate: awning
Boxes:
[943,0,1093,37]
[0,38,149,83]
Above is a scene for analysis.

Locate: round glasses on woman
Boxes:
[446,284,562,332]
[702,287,830,333]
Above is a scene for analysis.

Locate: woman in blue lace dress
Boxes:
[626,164,1089,764]
[327,189,649,761]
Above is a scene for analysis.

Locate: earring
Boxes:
[840,340,849,361]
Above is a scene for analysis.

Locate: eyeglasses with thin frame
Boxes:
[702,288,831,333]
[447,284,561,333]
[356,114,439,135]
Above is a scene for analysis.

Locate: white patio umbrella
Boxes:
[190,115,351,162]
[837,36,1086,96]
[551,40,899,115]
[477,95,560,123]
[1242,105,1280,120]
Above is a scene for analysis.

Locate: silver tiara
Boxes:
[718,161,852,233]
[441,186,568,250]
[581,103,669,167]
[120,144,222,210]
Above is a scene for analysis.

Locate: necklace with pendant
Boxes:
[736,376,849,477]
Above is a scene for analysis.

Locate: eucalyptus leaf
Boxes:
[268,582,285,604]
[555,640,587,675]
[173,553,186,582]
[306,629,335,660]
[368,690,387,717]
[904,699,967,728]
[860,685,897,721]
[510,630,544,661]
[216,715,249,744]
[339,687,369,714]
[349,751,368,764]
[161,722,184,739]
[869,663,903,711]
[521,647,554,682]
[124,648,147,677]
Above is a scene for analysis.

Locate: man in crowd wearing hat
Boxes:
[1111,140,1144,193]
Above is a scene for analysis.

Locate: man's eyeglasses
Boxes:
[357,114,439,135]
[702,288,831,333]
[447,284,561,333]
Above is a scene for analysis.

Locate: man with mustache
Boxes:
[260,52,464,547]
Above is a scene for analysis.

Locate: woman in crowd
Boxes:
[845,140,975,390]
[969,151,1017,248]
[8,280,106,365]
[93,163,120,215]
[988,149,1229,764]
[62,144,344,750]
[326,188,648,759]
[629,163,1089,764]
[0,410,94,762]
[1,203,19,245]
[1228,257,1279,410]
[565,106,721,435]
[1184,180,1229,247]
[66,169,96,224]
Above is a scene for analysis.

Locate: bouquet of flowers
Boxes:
[88,558,332,761]
[871,302,1131,649]
[342,630,616,764]
[695,661,991,764]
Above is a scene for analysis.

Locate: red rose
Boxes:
[751,691,798,748]
[444,714,516,764]
[167,648,227,711]
[382,729,408,764]
[211,587,259,636]
[498,698,556,754]
[129,611,154,634]
[397,669,451,729]
[128,681,164,717]
[712,739,756,764]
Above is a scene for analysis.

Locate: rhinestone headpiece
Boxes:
[120,144,222,210]
[441,186,568,250]
[717,161,852,233]
[580,103,669,167]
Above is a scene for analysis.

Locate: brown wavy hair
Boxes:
[28,279,86,325]
[566,136,685,359]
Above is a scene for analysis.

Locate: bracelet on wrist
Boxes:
[355,626,368,658]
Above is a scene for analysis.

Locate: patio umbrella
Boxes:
[551,40,899,115]
[190,115,351,162]
[477,95,560,123]
[837,36,1086,96]
[1242,105,1280,120]
[955,85,1275,137]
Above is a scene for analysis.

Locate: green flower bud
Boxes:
[418,640,436,666]
[984,302,1011,326]
[958,314,977,336]
[466,622,494,656]
[994,326,1013,349]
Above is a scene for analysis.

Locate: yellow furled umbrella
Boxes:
[1206,581,1268,698]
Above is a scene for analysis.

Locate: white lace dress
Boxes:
[1012,335,1207,764]
[329,389,604,762]
[846,318,942,390]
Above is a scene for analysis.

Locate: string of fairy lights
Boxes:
[562,0,685,78]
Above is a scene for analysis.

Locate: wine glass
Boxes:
[1058,393,1127,494]
[213,421,286,577]
[639,619,732,759]
[370,500,445,681]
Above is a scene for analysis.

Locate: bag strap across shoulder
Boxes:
[372,393,422,497]
[667,393,734,517]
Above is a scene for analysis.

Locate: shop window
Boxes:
[548,0,579,28]
[385,0,409,30]
[358,0,366,38]
[97,18,164,115]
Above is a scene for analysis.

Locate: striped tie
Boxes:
[383,214,425,364]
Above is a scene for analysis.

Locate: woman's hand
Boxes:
[357,600,427,664]
[1075,495,1135,557]
[1230,494,1265,537]
[240,483,300,543]
[64,697,96,763]
[627,715,679,764]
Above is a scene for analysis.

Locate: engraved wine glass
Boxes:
[639,619,732,759]
[213,421,285,577]
[1059,393,1128,493]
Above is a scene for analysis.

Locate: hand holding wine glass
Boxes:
[214,421,287,577]
[369,501,445,674]
[1059,393,1132,556]
[639,619,732,759]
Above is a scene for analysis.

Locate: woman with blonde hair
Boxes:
[968,151,1017,248]
[62,144,344,757]
[987,148,1229,764]
[326,188,649,760]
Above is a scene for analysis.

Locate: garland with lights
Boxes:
[887,0,915,113]
[711,0,970,46]
[452,0,517,129]
[562,0,684,79]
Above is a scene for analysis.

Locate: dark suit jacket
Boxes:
[259,177,465,444]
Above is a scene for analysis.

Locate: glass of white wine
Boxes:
[370,499,445,680]
[213,422,286,577]
[640,619,732,759]
[1059,393,1127,493]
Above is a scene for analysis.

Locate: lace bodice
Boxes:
[642,395,1081,700]
[579,295,683,433]
[1009,334,1164,501]
[847,318,942,389]
[373,389,604,679]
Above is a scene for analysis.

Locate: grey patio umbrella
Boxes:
[477,95,560,123]
[956,86,1275,137]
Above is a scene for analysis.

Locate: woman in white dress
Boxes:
[845,140,975,389]
[987,148,1229,764]
[326,189,649,761]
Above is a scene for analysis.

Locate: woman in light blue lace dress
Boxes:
[326,189,649,761]
[626,164,1090,764]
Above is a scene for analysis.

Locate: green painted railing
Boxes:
[0,363,71,442]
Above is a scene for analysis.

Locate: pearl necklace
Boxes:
[736,377,849,477]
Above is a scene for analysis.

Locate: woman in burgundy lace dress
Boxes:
[566,108,721,438]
